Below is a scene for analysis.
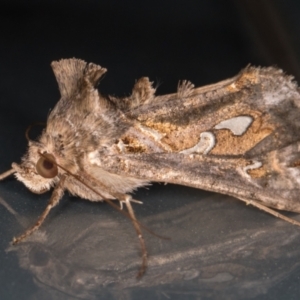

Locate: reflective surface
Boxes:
[1,1,300,299]
[1,184,300,299]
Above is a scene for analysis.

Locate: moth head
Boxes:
[12,142,59,194]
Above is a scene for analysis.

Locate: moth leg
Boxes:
[118,198,143,210]
[0,168,15,180]
[122,195,148,278]
[12,176,66,245]
[238,197,300,227]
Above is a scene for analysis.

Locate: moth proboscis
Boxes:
[2,58,300,277]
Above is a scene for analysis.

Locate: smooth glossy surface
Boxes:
[1,1,300,299]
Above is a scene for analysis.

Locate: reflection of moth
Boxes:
[9,197,300,299]
[2,59,300,277]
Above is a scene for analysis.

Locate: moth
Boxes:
[1,58,300,277]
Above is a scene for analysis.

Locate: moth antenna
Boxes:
[0,196,18,216]
[37,152,170,277]
[0,168,15,180]
[0,196,28,227]
[25,122,46,142]
[37,152,169,237]
[239,197,300,227]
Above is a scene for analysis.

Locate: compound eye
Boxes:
[36,153,58,178]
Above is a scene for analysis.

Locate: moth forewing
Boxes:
[98,65,300,219]
[1,59,300,278]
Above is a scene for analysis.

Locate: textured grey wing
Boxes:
[98,148,300,213]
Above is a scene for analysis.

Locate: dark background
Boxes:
[1,1,300,299]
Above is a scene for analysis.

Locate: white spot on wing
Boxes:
[88,150,101,165]
[181,131,215,155]
[243,161,262,173]
[117,140,126,153]
[138,124,165,141]
[237,160,262,185]
[229,82,237,90]
[215,116,253,135]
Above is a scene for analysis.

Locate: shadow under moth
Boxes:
[1,58,300,277]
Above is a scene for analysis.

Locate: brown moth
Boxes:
[2,58,300,277]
